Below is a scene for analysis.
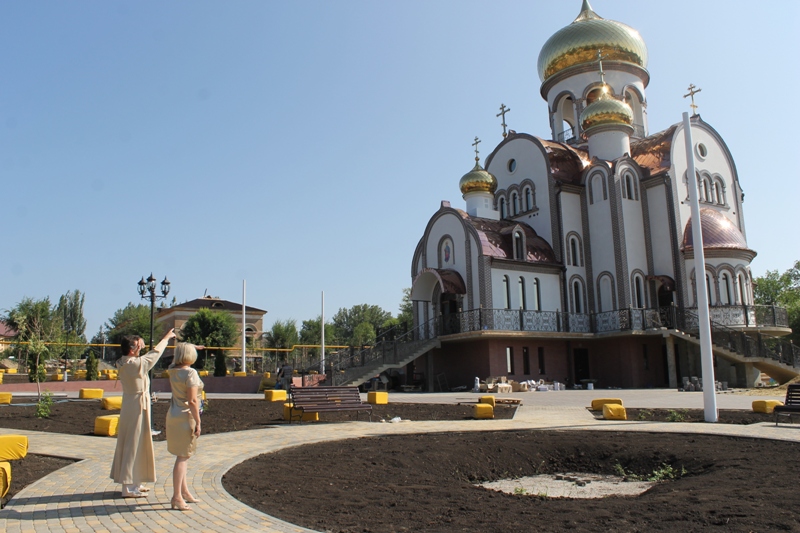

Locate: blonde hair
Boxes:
[171,342,198,367]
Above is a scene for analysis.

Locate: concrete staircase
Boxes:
[336,337,440,387]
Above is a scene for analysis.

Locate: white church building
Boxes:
[407,0,793,390]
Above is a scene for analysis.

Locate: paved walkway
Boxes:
[1,390,797,532]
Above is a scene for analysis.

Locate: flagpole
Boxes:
[242,280,247,374]
[682,111,718,422]
[321,291,325,376]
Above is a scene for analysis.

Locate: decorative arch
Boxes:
[565,231,584,267]
[623,85,646,134]
[587,171,608,205]
[437,234,456,269]
[596,272,617,312]
[519,179,537,212]
[734,267,751,305]
[550,90,579,142]
[568,275,587,314]
[716,264,736,305]
[630,269,647,308]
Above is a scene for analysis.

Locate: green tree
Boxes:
[2,297,59,371]
[331,304,391,346]
[352,321,376,347]
[55,290,88,361]
[299,316,338,360]
[85,352,99,381]
[182,308,239,370]
[754,260,800,344]
[264,319,299,369]
[106,303,157,358]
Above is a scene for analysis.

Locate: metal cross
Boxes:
[496,103,511,138]
[472,136,481,161]
[596,50,607,85]
[684,84,702,114]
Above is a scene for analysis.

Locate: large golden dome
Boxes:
[580,87,633,133]
[459,161,498,195]
[537,0,648,82]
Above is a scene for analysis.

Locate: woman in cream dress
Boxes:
[166,342,204,510]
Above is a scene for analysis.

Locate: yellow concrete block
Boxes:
[479,395,496,407]
[201,390,206,400]
[265,389,287,402]
[79,388,104,399]
[0,369,5,373]
[368,391,388,405]
[198,370,209,377]
[0,435,28,461]
[752,399,783,414]
[226,370,230,375]
[283,403,319,422]
[602,403,627,420]
[591,398,623,411]
[94,414,120,436]
[101,397,123,410]
[0,374,3,384]
[474,403,494,419]
[263,372,271,378]
[6,369,17,374]
[50,373,64,381]
[0,393,11,405]
[233,371,247,377]
[0,461,10,498]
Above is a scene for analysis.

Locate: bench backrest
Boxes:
[784,384,800,406]
[290,386,362,405]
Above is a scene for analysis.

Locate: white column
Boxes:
[682,112,718,422]
[242,280,246,373]
[321,291,325,376]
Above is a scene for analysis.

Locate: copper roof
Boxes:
[681,208,752,252]
[416,268,467,295]
[539,139,590,185]
[631,124,677,176]
[459,212,558,263]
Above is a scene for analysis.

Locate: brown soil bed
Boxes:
[223,430,800,532]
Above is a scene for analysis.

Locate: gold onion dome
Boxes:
[459,160,498,195]
[580,87,633,133]
[537,0,648,82]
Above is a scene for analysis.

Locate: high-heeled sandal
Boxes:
[182,494,200,503]
[170,499,191,511]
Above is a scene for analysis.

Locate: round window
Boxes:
[696,143,708,159]
[507,159,517,172]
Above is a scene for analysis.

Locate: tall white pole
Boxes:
[242,280,247,373]
[321,291,325,375]
[682,111,718,423]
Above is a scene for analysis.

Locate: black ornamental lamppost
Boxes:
[137,274,171,351]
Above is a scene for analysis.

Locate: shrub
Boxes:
[28,360,46,383]
[666,409,687,422]
[213,351,227,377]
[36,391,54,419]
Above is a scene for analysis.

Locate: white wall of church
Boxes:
[586,172,615,309]
[546,70,645,116]
[487,139,551,240]
[617,169,648,307]
[645,183,674,279]
[489,269,560,311]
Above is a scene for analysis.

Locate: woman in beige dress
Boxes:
[110,329,176,498]
[166,342,204,510]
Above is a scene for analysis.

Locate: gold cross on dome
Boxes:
[684,84,702,114]
[496,104,511,138]
[472,136,481,161]
[596,50,607,85]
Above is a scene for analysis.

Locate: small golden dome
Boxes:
[580,88,633,134]
[459,161,498,195]
[537,0,648,83]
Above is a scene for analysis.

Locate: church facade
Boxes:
[409,1,792,390]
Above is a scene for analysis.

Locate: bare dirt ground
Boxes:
[2,398,798,532]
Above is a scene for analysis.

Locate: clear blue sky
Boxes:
[2,1,798,338]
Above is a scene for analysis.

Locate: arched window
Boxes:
[514,231,524,260]
[499,197,506,219]
[590,174,606,204]
[511,193,519,216]
[573,280,583,314]
[633,275,644,308]
[518,277,527,310]
[721,273,732,305]
[503,275,511,309]
[715,179,725,205]
[625,174,634,200]
[525,187,533,211]
[738,273,748,305]
[532,278,541,311]
[703,179,711,203]
[570,237,579,266]
[705,273,714,305]
[599,275,614,312]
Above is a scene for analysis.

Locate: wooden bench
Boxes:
[288,386,372,423]
[774,384,800,426]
